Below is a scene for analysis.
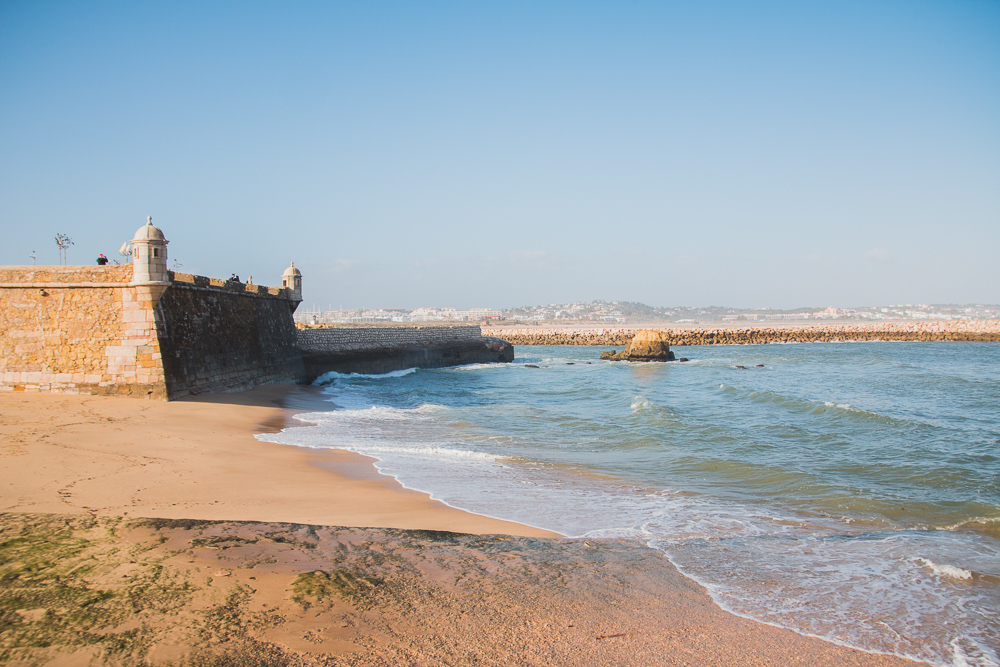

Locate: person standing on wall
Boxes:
[96,253,108,265]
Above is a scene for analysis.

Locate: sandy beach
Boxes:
[0,387,926,666]
[0,386,554,537]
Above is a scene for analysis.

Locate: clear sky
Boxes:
[2,1,998,310]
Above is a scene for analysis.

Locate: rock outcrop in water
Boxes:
[600,330,676,362]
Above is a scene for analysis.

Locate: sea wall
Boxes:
[1,265,514,399]
[0,265,168,398]
[298,325,514,375]
[483,320,1000,346]
[155,274,306,399]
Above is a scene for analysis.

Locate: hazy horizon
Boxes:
[2,2,998,310]
[294,300,1000,318]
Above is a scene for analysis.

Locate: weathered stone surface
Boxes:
[622,330,675,361]
[0,266,304,399]
[156,282,307,398]
[599,330,675,362]
[1,267,517,399]
[0,265,168,398]
[297,327,514,375]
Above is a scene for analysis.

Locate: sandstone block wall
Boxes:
[0,265,167,398]
[1,266,304,399]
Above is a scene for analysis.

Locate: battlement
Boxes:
[168,272,295,299]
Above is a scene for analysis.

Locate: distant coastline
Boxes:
[483,319,1000,346]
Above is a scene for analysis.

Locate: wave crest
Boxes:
[314,367,418,385]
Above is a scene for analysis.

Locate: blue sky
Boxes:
[2,1,998,309]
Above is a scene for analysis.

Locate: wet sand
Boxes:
[0,388,926,666]
[0,386,554,537]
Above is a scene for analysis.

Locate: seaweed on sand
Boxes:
[0,513,193,666]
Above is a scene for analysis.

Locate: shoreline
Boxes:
[0,385,555,537]
[0,513,926,666]
[0,386,927,665]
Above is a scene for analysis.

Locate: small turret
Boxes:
[282,261,302,312]
[130,216,170,304]
[131,216,168,283]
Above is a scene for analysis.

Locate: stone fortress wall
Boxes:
[0,217,308,399]
[1,218,513,399]
[154,273,307,397]
[0,264,306,399]
[0,264,168,398]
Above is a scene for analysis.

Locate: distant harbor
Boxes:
[295,300,1000,327]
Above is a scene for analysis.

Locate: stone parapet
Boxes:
[169,272,294,300]
[0,264,133,285]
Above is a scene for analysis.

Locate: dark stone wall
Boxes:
[155,284,307,399]
[300,337,514,377]
[296,327,514,376]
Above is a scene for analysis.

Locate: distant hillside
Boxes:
[499,301,999,324]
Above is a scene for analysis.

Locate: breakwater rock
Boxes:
[483,320,1000,346]
[600,330,676,361]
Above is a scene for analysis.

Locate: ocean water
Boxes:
[257,342,1000,667]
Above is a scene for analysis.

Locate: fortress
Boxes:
[0,219,513,399]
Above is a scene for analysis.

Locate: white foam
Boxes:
[315,367,418,384]
[919,558,973,580]
[287,404,446,425]
[631,396,650,412]
[950,636,1000,667]
[359,444,505,461]
[447,362,516,371]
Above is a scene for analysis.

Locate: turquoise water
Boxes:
[259,342,1000,666]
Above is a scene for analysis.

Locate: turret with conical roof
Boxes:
[130,216,170,304]
[131,216,169,284]
[282,261,302,311]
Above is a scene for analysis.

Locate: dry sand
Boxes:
[0,387,926,666]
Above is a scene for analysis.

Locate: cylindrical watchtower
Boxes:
[282,261,302,312]
[131,216,170,304]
